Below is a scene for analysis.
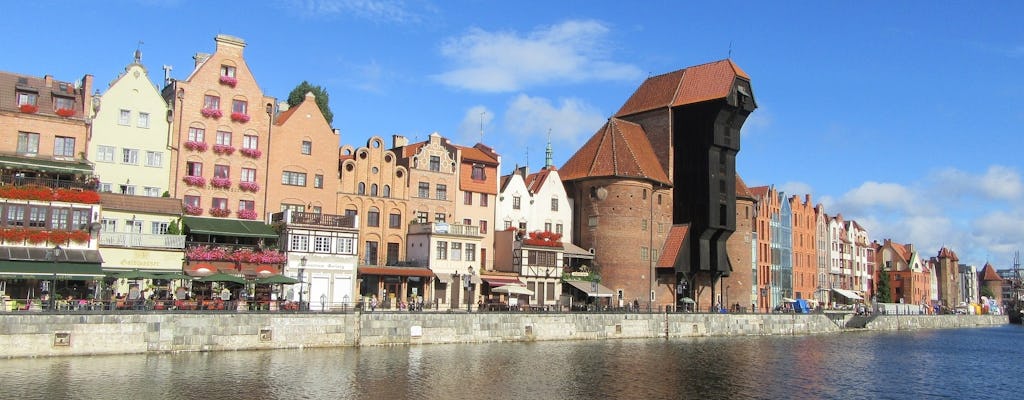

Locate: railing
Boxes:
[408,222,482,237]
[271,211,357,228]
[0,173,97,190]
[99,232,186,249]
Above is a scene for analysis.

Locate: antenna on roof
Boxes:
[479,111,486,143]
[727,40,733,59]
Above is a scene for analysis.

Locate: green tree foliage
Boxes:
[980,285,996,300]
[287,81,333,124]
[875,266,893,303]
[166,218,182,235]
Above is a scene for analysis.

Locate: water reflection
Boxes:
[2,325,1022,399]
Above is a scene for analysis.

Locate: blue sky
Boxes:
[4,1,1022,269]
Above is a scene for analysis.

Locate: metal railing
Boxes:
[99,232,186,249]
[0,173,97,190]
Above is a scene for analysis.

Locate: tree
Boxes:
[875,267,893,304]
[287,81,333,124]
[166,218,182,235]
[980,285,995,300]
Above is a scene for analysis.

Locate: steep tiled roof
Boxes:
[890,242,911,263]
[980,263,1001,281]
[748,185,770,199]
[614,59,749,117]
[457,144,499,165]
[735,174,754,199]
[274,106,299,125]
[99,193,182,215]
[559,118,670,185]
[937,246,959,261]
[657,224,690,268]
[525,166,555,194]
[0,71,86,117]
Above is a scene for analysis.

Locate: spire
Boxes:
[544,129,553,168]
[134,40,144,64]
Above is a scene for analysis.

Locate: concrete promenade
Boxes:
[0,312,1007,358]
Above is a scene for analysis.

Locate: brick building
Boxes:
[266,92,340,215]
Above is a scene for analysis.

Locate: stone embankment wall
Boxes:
[0,313,1006,358]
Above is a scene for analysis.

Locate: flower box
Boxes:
[237,209,258,220]
[201,108,223,118]
[184,141,208,151]
[186,245,287,264]
[55,108,75,117]
[230,112,250,123]
[240,148,262,158]
[210,177,232,188]
[219,75,237,87]
[0,185,100,204]
[183,176,206,187]
[209,208,232,217]
[184,205,204,216]
[212,144,235,155]
[238,181,260,192]
[19,104,38,113]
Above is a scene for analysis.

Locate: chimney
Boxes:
[214,34,246,55]
[44,75,54,88]
[193,52,211,68]
[393,135,408,148]
[162,65,173,87]
[277,101,289,112]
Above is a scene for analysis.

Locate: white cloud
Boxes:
[931,165,1022,201]
[282,0,426,23]
[434,20,644,92]
[502,94,607,146]
[834,181,922,215]
[741,105,772,136]
[456,105,494,144]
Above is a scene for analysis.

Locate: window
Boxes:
[336,237,355,254]
[463,218,471,225]
[368,208,380,227]
[188,127,205,142]
[221,65,236,78]
[472,164,485,180]
[464,191,473,205]
[72,209,91,232]
[119,184,135,195]
[588,216,598,227]
[214,165,229,179]
[232,99,247,115]
[479,220,488,234]
[418,182,429,198]
[241,168,256,183]
[290,234,309,252]
[301,141,312,155]
[101,218,117,233]
[53,136,75,157]
[436,241,448,260]
[16,132,39,154]
[16,91,37,106]
[5,205,25,226]
[314,174,324,189]
[212,197,228,210]
[239,200,254,211]
[551,197,559,211]
[429,156,440,172]
[519,222,527,230]
[203,95,220,110]
[151,221,169,235]
[528,250,557,267]
[184,195,201,208]
[415,211,428,224]
[480,193,488,207]
[641,247,649,261]
[145,151,162,167]
[544,222,552,232]
[118,109,131,125]
[124,218,143,233]
[451,242,462,261]
[186,161,202,177]
[389,213,402,228]
[383,185,391,198]
[512,196,521,210]
[311,206,322,214]
[49,208,69,230]
[281,204,305,213]
[138,112,150,128]
[370,184,378,196]
[122,148,139,164]
[143,187,161,197]
[641,219,648,231]
[358,182,366,195]
[386,242,400,264]
[216,130,232,146]
[243,134,258,149]
[314,236,332,253]
[504,221,512,230]
[465,244,476,262]
[435,213,446,223]
[436,184,447,200]
[96,145,115,162]
[555,223,563,235]
[53,96,74,111]
[282,171,307,186]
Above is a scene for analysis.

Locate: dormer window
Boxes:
[16,91,37,106]
[471,164,485,180]
[53,96,74,111]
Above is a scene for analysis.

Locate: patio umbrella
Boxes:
[153,272,192,281]
[195,273,246,284]
[491,285,534,296]
[255,275,299,285]
[679,297,696,304]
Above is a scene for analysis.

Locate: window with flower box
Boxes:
[54,136,75,157]
[188,127,205,142]
[212,198,228,210]
[216,130,232,146]
[243,134,258,149]
[97,145,115,162]
[241,168,256,183]
[184,196,200,208]
[53,96,74,112]
[49,208,69,230]
[186,161,202,177]
[17,132,39,155]
[5,205,25,226]
[221,65,236,78]
[204,95,220,110]
[238,200,255,211]
[29,206,46,228]
[232,99,247,115]
[17,91,37,107]
[122,148,139,164]
[214,165,229,179]
[118,109,131,125]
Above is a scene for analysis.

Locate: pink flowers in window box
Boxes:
[184,205,204,215]
[230,112,250,123]
[212,144,235,155]
[19,104,38,113]
[211,177,232,188]
[239,181,260,192]
[219,75,237,87]
[237,209,258,220]
[240,148,262,158]
[185,141,208,151]
[209,208,232,217]
[183,176,206,187]
[201,108,222,118]
[55,108,75,117]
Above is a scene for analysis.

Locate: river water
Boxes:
[1,325,1021,399]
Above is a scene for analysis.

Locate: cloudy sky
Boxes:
[4,0,1022,269]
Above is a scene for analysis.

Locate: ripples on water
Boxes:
[2,325,1021,400]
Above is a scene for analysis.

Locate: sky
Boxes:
[3,1,1022,270]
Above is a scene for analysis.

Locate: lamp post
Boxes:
[463,266,474,312]
[299,256,307,311]
[451,270,459,312]
[47,245,62,311]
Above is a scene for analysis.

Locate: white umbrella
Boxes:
[491,285,534,296]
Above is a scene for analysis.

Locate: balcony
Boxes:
[0,172,97,191]
[408,222,481,237]
[271,211,357,229]
[99,232,185,249]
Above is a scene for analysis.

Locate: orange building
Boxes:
[338,136,410,267]
[749,185,778,312]
[266,92,340,215]
[790,194,817,301]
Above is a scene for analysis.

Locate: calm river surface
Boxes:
[1,324,1021,399]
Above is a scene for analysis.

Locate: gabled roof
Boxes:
[735,174,754,199]
[980,263,1001,281]
[657,224,690,268]
[890,242,911,263]
[937,246,959,261]
[274,105,299,125]
[559,118,670,185]
[748,185,770,199]
[457,144,499,165]
[614,59,749,117]
[525,166,556,194]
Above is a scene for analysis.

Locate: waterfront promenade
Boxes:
[0,308,1005,358]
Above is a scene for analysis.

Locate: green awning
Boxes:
[0,260,105,280]
[183,216,278,238]
[0,154,94,174]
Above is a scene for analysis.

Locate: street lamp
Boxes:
[464,266,474,312]
[299,256,307,311]
[47,245,62,311]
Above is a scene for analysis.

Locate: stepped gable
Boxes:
[979,263,1001,281]
[559,118,670,185]
[615,59,750,117]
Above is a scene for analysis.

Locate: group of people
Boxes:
[365,295,425,312]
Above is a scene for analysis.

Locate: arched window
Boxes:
[371,184,378,197]
[383,185,391,198]
[358,182,366,195]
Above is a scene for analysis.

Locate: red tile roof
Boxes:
[748,185,770,199]
[657,225,689,268]
[980,263,1001,281]
[614,59,749,117]
[274,106,299,125]
[525,166,555,194]
[937,246,959,261]
[890,242,911,263]
[735,174,753,199]
[559,118,671,185]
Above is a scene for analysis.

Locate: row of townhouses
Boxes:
[0,34,1007,313]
